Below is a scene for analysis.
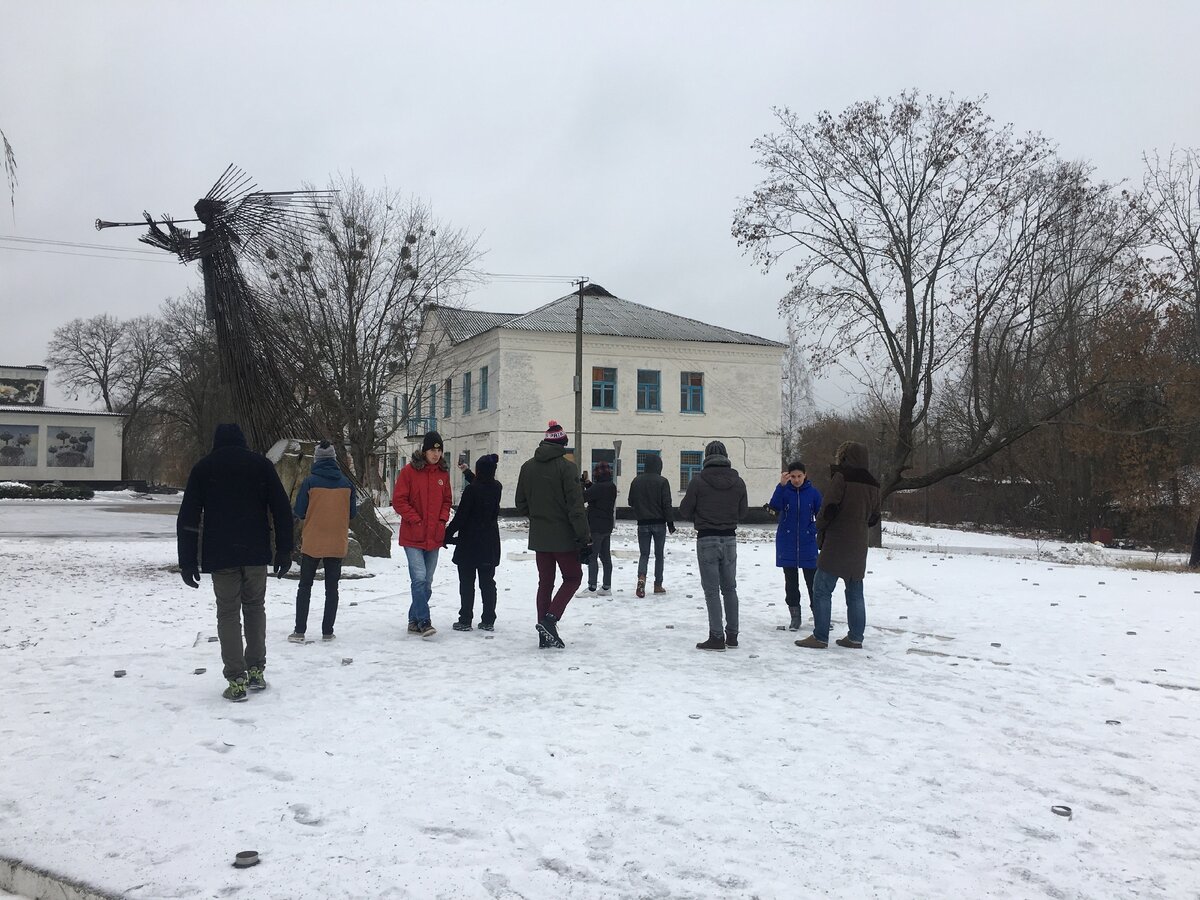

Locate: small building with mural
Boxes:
[0,364,125,485]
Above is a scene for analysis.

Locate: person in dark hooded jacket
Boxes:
[795,440,881,650]
[445,453,502,631]
[289,441,358,643]
[626,452,675,596]
[177,423,294,701]
[679,440,748,652]
[583,459,618,594]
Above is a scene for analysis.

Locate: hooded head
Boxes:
[475,453,499,482]
[641,453,663,476]
[593,460,613,482]
[835,441,870,470]
[313,441,337,462]
[544,420,569,445]
[212,423,248,450]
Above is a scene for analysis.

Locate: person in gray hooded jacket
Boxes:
[678,440,748,651]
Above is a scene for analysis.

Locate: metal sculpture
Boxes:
[97,165,334,452]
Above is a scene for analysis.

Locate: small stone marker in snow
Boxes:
[1105,719,1121,725]
[688,714,701,720]
[113,669,126,678]
[1126,631,1137,635]
[193,667,206,675]
[208,636,219,642]
[233,850,260,868]
[1050,805,1072,820]
[990,642,1001,648]
[665,625,674,629]
[776,625,786,631]
[899,615,907,619]
[349,601,358,606]
[341,658,353,666]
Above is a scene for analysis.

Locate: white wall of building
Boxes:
[388,328,784,508]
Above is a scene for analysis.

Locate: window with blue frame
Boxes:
[637,369,661,411]
[680,371,704,413]
[443,378,452,418]
[592,366,617,409]
[480,366,489,410]
[636,449,661,475]
[463,371,472,414]
[680,450,703,489]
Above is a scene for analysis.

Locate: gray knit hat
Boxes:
[313,441,337,461]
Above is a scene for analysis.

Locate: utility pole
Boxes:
[573,278,586,468]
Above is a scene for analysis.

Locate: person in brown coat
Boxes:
[795,440,881,650]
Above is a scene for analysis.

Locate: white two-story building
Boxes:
[386,284,786,510]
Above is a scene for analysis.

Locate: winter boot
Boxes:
[835,636,864,649]
[536,614,565,648]
[419,621,437,638]
[246,667,267,691]
[636,577,646,599]
[322,633,335,641]
[222,676,249,702]
[653,583,667,594]
[794,635,828,649]
[407,621,422,635]
[788,606,802,631]
[696,633,726,651]
[287,632,306,643]
[478,622,495,632]
[452,620,473,632]
[725,630,738,648]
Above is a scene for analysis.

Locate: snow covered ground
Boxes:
[1,498,1197,899]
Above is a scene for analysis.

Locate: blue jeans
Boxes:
[404,546,440,624]
[811,567,865,643]
[637,523,667,583]
[696,535,738,635]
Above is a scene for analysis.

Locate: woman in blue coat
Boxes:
[768,460,822,631]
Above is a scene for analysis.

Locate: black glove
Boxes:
[578,542,594,563]
[667,521,677,534]
[762,503,778,517]
[180,567,200,589]
[443,535,457,547]
[273,550,293,579]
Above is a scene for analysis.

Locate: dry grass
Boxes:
[1117,558,1193,573]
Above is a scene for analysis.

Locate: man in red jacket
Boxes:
[391,430,453,637]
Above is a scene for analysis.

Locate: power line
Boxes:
[0,243,178,264]
[0,234,167,256]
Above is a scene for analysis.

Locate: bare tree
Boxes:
[733,91,1147,501]
[258,175,482,487]
[1,125,15,218]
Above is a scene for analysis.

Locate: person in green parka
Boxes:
[514,420,592,649]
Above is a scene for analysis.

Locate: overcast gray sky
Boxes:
[3,0,1198,411]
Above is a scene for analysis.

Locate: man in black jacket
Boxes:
[626,453,675,597]
[678,440,748,651]
[177,423,294,701]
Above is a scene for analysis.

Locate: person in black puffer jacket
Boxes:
[176,423,294,701]
[626,453,676,596]
[583,460,618,593]
[679,440,748,652]
[444,453,502,631]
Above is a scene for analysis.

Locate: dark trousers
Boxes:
[211,566,267,681]
[586,533,613,588]
[295,554,343,636]
[784,566,816,610]
[637,523,667,583]
[457,563,498,625]
[535,550,583,620]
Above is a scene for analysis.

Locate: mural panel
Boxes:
[46,425,96,468]
[0,378,46,405]
[0,424,39,467]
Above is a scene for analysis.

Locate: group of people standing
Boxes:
[177,419,881,702]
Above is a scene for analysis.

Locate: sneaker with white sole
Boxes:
[222,676,249,702]
[322,633,336,641]
[287,632,305,643]
[246,667,267,691]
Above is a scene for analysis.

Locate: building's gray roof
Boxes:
[436,285,784,347]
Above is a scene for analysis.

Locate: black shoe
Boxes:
[452,621,473,632]
[788,606,802,631]
[536,614,565,648]
[696,633,726,651]
[725,631,738,648]
[537,627,551,649]
[478,622,495,632]
[407,621,422,635]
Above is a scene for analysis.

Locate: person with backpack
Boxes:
[445,453,502,632]
[583,459,618,595]
[626,453,675,597]
[289,441,358,643]
[767,460,822,632]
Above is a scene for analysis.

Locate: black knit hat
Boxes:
[476,453,499,480]
[421,430,444,453]
[704,440,727,458]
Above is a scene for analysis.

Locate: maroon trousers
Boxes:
[535,550,583,620]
